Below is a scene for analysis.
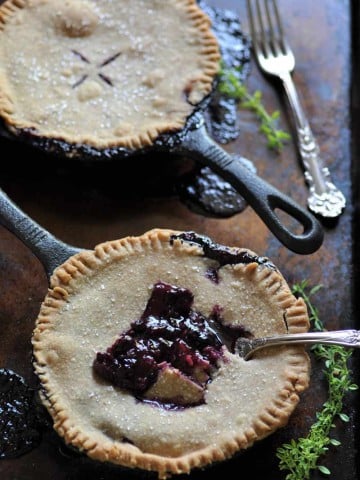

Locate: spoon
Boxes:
[235,329,360,360]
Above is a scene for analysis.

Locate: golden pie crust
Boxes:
[0,0,220,150]
[32,229,310,478]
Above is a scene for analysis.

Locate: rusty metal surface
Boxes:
[0,0,358,479]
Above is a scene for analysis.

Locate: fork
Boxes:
[247,0,346,218]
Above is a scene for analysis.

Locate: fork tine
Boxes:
[255,0,272,58]
[247,0,255,37]
[270,0,288,54]
[264,0,282,56]
[246,0,260,52]
[271,0,284,42]
[248,0,290,58]
[247,0,273,58]
[247,0,270,58]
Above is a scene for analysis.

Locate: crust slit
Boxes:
[0,0,220,151]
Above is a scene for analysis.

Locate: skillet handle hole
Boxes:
[273,207,305,236]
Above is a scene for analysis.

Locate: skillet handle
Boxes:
[0,187,82,279]
[177,120,323,254]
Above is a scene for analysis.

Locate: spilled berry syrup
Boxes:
[0,369,48,459]
[200,0,251,144]
[177,1,252,218]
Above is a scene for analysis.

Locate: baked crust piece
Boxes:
[32,229,310,478]
[0,0,220,151]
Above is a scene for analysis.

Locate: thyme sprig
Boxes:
[276,280,358,479]
[217,64,290,151]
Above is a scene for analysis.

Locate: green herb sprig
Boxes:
[276,280,358,479]
[217,64,290,151]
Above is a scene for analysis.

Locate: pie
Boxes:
[32,229,310,478]
[0,0,220,152]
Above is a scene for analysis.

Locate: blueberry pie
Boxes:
[0,0,219,151]
[32,229,310,478]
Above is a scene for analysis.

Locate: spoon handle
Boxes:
[238,329,360,360]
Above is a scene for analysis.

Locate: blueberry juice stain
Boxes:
[176,1,252,218]
[0,369,48,459]
[199,0,251,144]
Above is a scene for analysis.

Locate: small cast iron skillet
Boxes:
[3,98,323,254]
[0,182,319,295]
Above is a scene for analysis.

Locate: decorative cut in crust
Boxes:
[32,229,310,479]
[0,0,220,152]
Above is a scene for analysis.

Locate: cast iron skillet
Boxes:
[0,0,322,254]
[0,182,319,295]
[2,103,323,254]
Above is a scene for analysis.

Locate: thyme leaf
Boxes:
[217,63,290,151]
[276,280,358,479]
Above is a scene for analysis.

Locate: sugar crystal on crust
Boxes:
[32,229,310,478]
[0,0,220,150]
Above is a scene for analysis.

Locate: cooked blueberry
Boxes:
[93,282,227,404]
[170,232,276,284]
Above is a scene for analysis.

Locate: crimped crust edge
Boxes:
[0,0,220,151]
[32,228,310,478]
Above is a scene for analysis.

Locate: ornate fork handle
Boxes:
[236,329,360,360]
[279,71,346,218]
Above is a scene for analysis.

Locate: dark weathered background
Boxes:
[0,0,358,479]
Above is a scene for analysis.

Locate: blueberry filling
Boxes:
[171,231,275,267]
[170,231,276,283]
[93,282,229,406]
